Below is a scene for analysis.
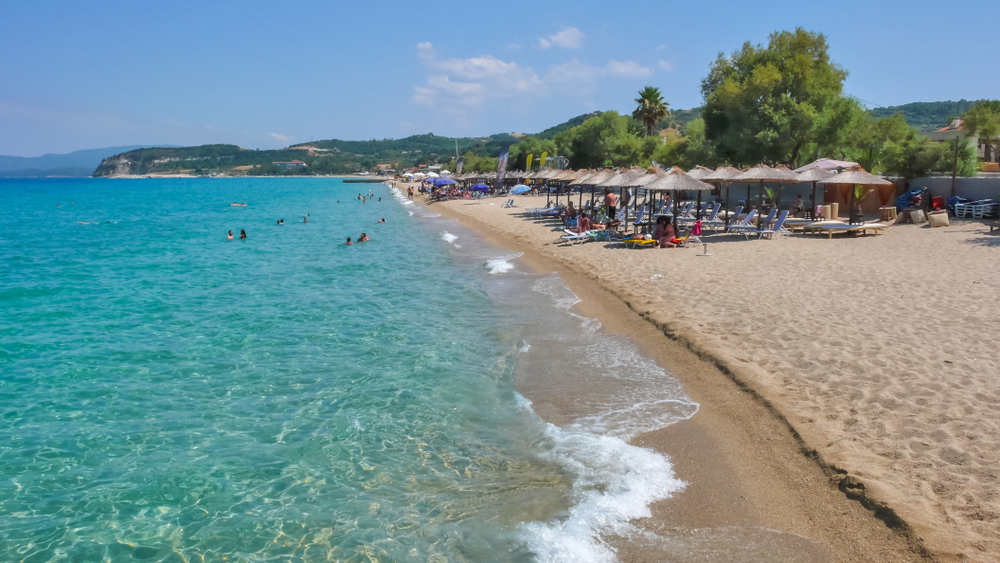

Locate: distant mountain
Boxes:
[870,100,976,133]
[535,112,602,139]
[0,145,177,176]
[0,167,95,178]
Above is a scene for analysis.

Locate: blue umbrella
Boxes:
[511,185,530,194]
[471,184,489,191]
[433,177,456,186]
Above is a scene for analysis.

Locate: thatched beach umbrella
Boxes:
[703,166,743,226]
[685,166,717,218]
[818,166,892,223]
[795,168,835,218]
[734,165,799,227]
[686,166,714,180]
[646,167,715,228]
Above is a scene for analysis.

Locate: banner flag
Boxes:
[456,158,464,174]
[539,151,548,169]
[525,153,533,172]
[496,144,510,188]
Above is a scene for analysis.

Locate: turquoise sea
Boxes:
[0,178,699,563]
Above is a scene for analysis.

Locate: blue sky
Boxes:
[1,0,995,156]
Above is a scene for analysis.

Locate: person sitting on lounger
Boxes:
[790,195,804,217]
[654,216,677,248]
[562,202,577,224]
[577,212,592,234]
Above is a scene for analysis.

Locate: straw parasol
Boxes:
[818,166,892,223]
[795,168,835,218]
[646,167,715,227]
[734,164,799,226]
[703,166,743,226]
[686,165,714,180]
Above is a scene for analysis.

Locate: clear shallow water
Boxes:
[0,178,697,563]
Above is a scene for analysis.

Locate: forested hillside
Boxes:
[870,100,975,132]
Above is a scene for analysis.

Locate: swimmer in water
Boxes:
[359,233,370,242]
[346,237,353,245]
[303,217,308,223]
[240,229,246,239]
[227,230,234,240]
[277,220,281,225]
[378,218,385,223]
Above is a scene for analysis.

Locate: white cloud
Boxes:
[538,27,584,49]
[545,59,651,85]
[607,60,651,78]
[411,44,542,110]
[544,59,605,85]
[417,41,434,61]
[658,60,673,72]
[508,43,521,50]
[269,132,292,143]
[655,44,667,51]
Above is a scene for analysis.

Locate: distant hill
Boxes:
[0,167,94,178]
[535,112,601,139]
[870,100,976,132]
[0,145,174,176]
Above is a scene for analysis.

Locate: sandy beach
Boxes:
[409,185,1000,562]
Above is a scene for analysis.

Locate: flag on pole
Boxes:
[456,158,464,174]
[496,145,510,188]
[525,153,533,172]
[539,151,548,169]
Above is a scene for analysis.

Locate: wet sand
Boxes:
[407,186,998,562]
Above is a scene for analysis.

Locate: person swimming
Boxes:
[227,230,234,240]
[240,229,246,239]
[346,237,353,245]
[303,217,308,223]
[359,233,370,242]
[378,218,385,223]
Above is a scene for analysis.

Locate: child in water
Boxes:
[346,237,353,245]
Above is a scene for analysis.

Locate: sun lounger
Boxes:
[501,199,517,208]
[559,229,599,245]
[726,209,758,238]
[806,221,891,238]
[757,210,789,239]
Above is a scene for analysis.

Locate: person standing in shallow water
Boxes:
[227,230,233,240]
[240,229,246,239]
[346,237,352,245]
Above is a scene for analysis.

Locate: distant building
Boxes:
[273,160,306,170]
[928,119,996,163]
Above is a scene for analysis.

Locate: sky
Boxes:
[1,0,996,156]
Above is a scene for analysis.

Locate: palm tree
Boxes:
[633,86,671,137]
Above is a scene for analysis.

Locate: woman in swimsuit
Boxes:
[240,229,247,239]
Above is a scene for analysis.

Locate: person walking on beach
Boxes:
[604,189,617,223]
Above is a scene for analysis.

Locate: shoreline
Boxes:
[406,186,937,562]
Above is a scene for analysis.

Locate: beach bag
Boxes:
[692,220,703,236]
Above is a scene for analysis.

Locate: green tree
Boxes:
[842,112,910,172]
[881,128,944,181]
[962,100,1000,163]
[633,86,671,137]
[701,28,849,168]
[650,118,717,170]
[566,111,642,169]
